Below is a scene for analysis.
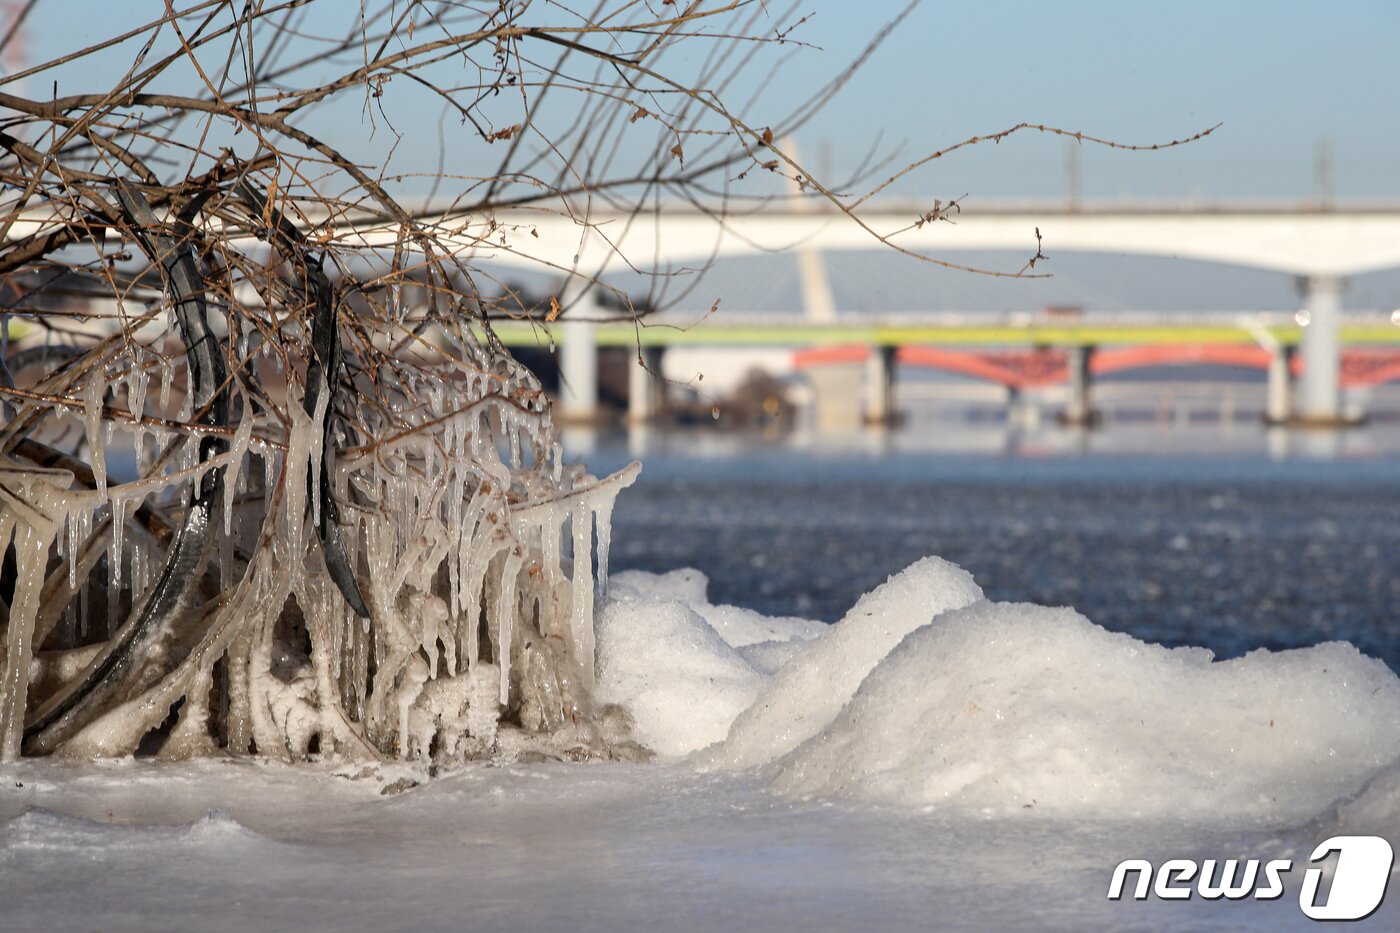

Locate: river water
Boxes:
[585,421,1400,672]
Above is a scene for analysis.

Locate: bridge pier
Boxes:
[627,345,667,422]
[557,287,601,423]
[805,362,865,432]
[1265,344,1295,424]
[1061,345,1099,427]
[863,345,898,424]
[1297,274,1356,425]
[1007,385,1042,430]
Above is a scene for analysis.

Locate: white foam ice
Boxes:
[596,568,824,758]
[705,556,984,771]
[772,600,1400,821]
[595,596,765,758]
[601,556,1400,833]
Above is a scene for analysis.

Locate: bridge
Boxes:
[430,201,1400,426]
[485,311,1400,426]
[9,199,1400,426]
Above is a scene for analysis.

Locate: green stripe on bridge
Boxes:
[482,322,1400,348]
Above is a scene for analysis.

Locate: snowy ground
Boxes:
[4,559,1399,931]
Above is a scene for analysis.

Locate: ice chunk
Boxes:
[595,596,763,759]
[705,557,983,771]
[772,600,1400,822]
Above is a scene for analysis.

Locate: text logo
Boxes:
[1108,835,1393,922]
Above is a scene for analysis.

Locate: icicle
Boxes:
[308,372,329,530]
[236,316,252,361]
[224,394,255,536]
[541,504,561,585]
[131,539,146,605]
[67,510,78,591]
[159,359,173,416]
[128,364,148,423]
[83,376,108,500]
[496,552,523,706]
[177,380,193,423]
[110,497,130,592]
[219,515,234,591]
[595,495,615,598]
[570,501,595,690]
[0,482,66,760]
[106,507,119,636]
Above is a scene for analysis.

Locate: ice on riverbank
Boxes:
[6,556,1400,932]
[600,557,1400,826]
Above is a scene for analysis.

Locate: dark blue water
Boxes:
[589,432,1400,671]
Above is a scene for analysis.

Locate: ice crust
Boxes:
[5,758,1394,933]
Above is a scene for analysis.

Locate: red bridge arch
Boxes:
[793,344,1400,389]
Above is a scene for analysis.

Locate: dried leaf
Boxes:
[486,124,521,143]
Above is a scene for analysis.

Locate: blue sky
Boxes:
[762,1,1400,201]
[15,1,1400,202]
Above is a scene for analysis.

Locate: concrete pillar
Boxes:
[804,363,864,433]
[1007,385,1042,430]
[1265,344,1294,424]
[627,345,666,422]
[863,345,897,424]
[557,288,599,423]
[1298,274,1343,423]
[1062,344,1097,426]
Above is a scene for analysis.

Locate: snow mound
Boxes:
[595,597,765,758]
[596,569,825,758]
[704,557,984,771]
[772,600,1400,821]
